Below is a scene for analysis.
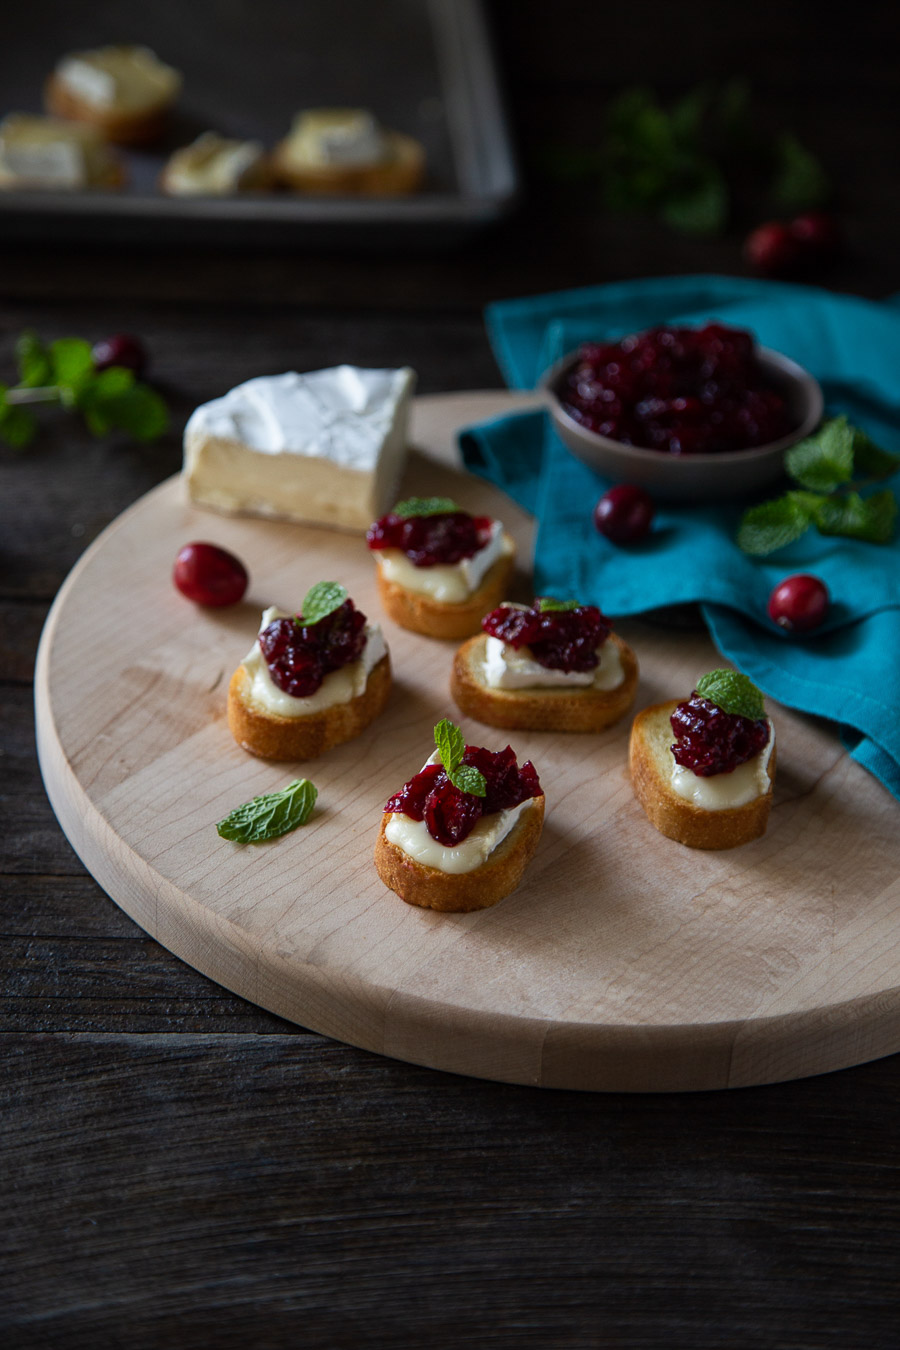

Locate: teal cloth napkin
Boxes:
[459,276,900,801]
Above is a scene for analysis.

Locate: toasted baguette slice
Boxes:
[272,130,425,196]
[375,539,516,640]
[451,631,638,732]
[228,653,391,760]
[629,700,775,850]
[44,76,174,147]
[374,795,545,912]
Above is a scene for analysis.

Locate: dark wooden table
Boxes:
[4,5,900,1346]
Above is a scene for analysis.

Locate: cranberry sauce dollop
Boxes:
[366,510,494,567]
[385,745,542,848]
[670,694,770,777]
[557,323,796,455]
[259,599,367,698]
[482,601,612,673]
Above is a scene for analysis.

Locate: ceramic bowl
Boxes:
[540,345,823,503]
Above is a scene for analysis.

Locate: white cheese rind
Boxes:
[375,521,510,603]
[241,606,387,718]
[482,634,625,691]
[670,721,774,810]
[183,366,415,532]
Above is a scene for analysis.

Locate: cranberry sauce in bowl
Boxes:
[540,322,823,502]
[367,509,494,566]
[482,600,611,673]
[385,745,542,847]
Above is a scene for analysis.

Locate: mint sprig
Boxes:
[537,597,580,613]
[300,581,347,626]
[434,717,486,798]
[216,778,318,843]
[737,416,899,555]
[696,670,765,721]
[393,496,459,518]
[0,330,168,451]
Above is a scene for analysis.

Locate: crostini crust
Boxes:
[375,537,516,640]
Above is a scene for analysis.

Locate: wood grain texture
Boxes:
[34,392,900,1092]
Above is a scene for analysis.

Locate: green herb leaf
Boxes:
[393,496,459,518]
[770,132,830,211]
[49,338,95,406]
[0,388,38,449]
[434,717,465,775]
[785,416,855,492]
[660,165,728,236]
[216,778,317,843]
[696,670,765,720]
[537,597,581,613]
[448,764,487,798]
[87,378,168,441]
[15,332,52,388]
[736,491,819,555]
[814,489,897,543]
[300,581,348,626]
[851,427,900,480]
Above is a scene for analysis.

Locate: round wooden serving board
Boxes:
[36,392,900,1092]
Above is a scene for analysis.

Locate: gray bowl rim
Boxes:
[539,343,824,465]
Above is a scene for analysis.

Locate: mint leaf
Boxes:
[814,489,897,544]
[15,332,52,388]
[786,417,854,492]
[0,389,37,449]
[49,338,95,406]
[736,491,819,555]
[660,165,728,236]
[393,496,458,518]
[89,379,168,441]
[217,778,317,843]
[851,427,900,480]
[301,581,347,626]
[770,132,830,210]
[448,764,487,798]
[434,717,465,775]
[537,597,581,613]
[696,670,765,720]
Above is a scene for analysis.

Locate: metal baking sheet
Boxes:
[0,0,518,246]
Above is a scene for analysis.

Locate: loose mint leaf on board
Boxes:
[736,491,820,555]
[785,417,855,492]
[434,717,465,775]
[814,489,897,544]
[448,764,487,799]
[15,332,52,388]
[301,581,348,626]
[537,597,581,613]
[851,427,900,480]
[393,496,459,518]
[216,779,318,843]
[696,670,765,720]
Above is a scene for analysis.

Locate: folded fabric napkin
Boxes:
[459,276,900,800]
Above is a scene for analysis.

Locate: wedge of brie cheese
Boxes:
[183,366,415,533]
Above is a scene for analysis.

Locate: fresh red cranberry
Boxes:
[385,745,541,847]
[743,221,802,277]
[482,600,611,672]
[366,511,493,566]
[670,694,770,777]
[92,333,148,377]
[259,599,367,697]
[173,542,248,607]
[593,484,655,544]
[789,211,842,264]
[767,574,829,632]
[558,323,795,455]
